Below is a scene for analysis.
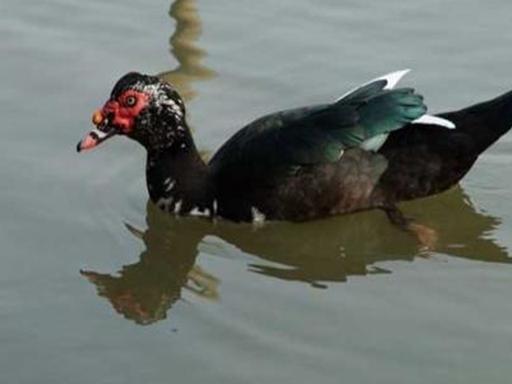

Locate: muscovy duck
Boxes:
[77,70,511,230]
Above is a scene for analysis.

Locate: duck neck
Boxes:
[145,131,213,215]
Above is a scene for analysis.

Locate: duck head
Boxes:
[77,72,188,153]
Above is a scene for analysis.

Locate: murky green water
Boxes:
[2,0,512,383]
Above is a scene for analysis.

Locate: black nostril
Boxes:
[97,117,111,132]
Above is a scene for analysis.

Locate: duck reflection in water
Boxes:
[81,186,510,325]
[81,210,219,325]
[158,0,215,102]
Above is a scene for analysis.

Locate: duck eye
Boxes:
[124,95,137,107]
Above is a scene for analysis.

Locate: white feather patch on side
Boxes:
[336,69,411,102]
[413,114,456,129]
[189,207,211,217]
[251,207,266,224]
[360,133,389,152]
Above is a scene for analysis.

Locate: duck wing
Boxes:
[209,71,427,177]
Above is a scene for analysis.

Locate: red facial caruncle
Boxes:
[101,90,150,134]
[76,89,150,152]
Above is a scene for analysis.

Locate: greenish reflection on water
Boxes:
[158,0,216,102]
[82,185,508,325]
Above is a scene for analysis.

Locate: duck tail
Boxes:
[440,90,512,154]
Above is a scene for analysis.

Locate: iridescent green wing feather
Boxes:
[209,71,427,174]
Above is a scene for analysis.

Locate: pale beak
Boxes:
[76,110,118,152]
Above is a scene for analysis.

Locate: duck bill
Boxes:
[77,110,118,152]
[76,110,117,152]
[76,126,117,152]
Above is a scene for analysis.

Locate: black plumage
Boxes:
[78,71,512,226]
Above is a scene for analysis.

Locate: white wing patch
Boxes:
[336,69,411,102]
[413,114,456,129]
[378,69,411,90]
[334,70,456,154]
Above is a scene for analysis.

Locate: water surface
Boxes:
[1,0,512,383]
